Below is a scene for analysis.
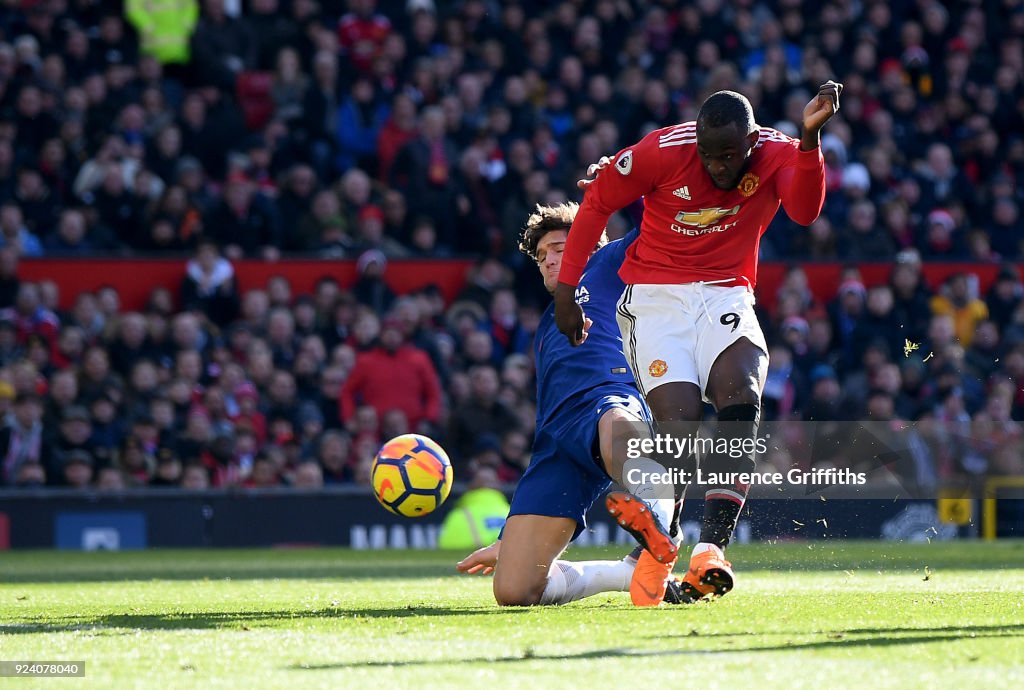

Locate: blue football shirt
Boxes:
[534,229,639,430]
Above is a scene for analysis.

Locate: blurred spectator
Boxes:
[204,172,280,259]
[921,209,964,259]
[300,50,342,180]
[271,47,307,122]
[291,459,324,488]
[377,92,418,183]
[44,209,94,256]
[11,461,46,488]
[181,463,210,489]
[340,317,441,431]
[181,239,239,326]
[828,279,866,372]
[338,0,393,74]
[249,0,301,72]
[61,449,95,489]
[437,464,509,550]
[1,282,59,346]
[390,106,460,250]
[987,266,1023,332]
[337,74,389,173]
[96,466,127,491]
[126,0,200,67]
[190,0,256,90]
[841,199,895,259]
[930,273,989,347]
[0,393,45,485]
[0,203,43,257]
[352,249,396,312]
[447,365,519,465]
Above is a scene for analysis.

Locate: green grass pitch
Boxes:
[2,542,1023,689]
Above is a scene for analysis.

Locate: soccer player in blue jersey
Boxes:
[457,202,679,606]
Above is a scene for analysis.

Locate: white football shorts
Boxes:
[615,282,768,402]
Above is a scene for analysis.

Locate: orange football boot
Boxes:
[605,492,677,564]
[678,544,734,600]
[605,492,679,607]
[629,550,676,606]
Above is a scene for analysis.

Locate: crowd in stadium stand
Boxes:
[0,0,1021,490]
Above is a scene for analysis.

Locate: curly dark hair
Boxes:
[518,202,577,260]
[518,202,608,261]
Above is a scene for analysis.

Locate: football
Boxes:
[371,434,454,517]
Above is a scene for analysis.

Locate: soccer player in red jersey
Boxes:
[555,81,843,605]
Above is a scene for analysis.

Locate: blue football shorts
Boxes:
[505,384,651,540]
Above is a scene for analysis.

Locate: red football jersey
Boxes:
[338,13,392,73]
[560,123,826,288]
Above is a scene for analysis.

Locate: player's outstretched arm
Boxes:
[777,80,843,225]
[551,154,614,347]
[800,80,843,151]
[551,153,615,346]
[556,138,659,347]
[456,540,500,575]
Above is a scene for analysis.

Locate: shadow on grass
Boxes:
[0,564,462,584]
[6,541,1024,583]
[647,623,1024,639]
[0,604,520,634]
[290,624,1024,670]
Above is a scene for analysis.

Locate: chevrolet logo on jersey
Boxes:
[674,205,741,228]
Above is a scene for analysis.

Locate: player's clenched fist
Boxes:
[554,283,591,346]
[800,80,843,150]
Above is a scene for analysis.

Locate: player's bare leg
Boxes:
[677,336,767,599]
[644,381,705,425]
[489,515,636,606]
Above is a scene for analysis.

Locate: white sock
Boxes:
[692,542,723,557]
[538,559,635,605]
[624,456,675,533]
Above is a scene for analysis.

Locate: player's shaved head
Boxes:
[696,90,756,135]
[696,90,760,190]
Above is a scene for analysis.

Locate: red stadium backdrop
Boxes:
[20,259,1024,312]
[20,258,475,310]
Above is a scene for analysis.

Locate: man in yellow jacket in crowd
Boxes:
[438,466,509,550]
[126,0,199,66]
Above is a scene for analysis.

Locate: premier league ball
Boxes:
[371,434,454,517]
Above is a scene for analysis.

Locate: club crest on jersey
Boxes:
[648,359,667,378]
[575,285,590,304]
[615,150,633,175]
[738,172,760,197]
[674,205,741,228]
[673,186,691,200]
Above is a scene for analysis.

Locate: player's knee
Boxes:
[647,383,703,422]
[493,577,544,607]
[714,384,761,410]
[709,339,768,409]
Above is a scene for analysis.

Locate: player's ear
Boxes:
[746,129,760,151]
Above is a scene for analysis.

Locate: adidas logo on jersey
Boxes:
[673,186,691,200]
